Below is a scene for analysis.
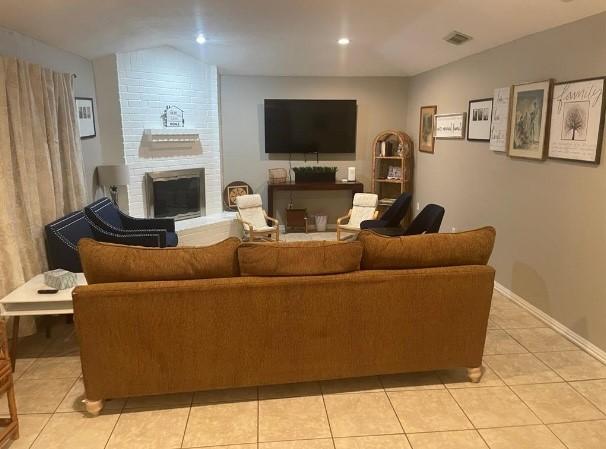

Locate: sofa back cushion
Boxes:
[238,240,362,276]
[79,237,240,284]
[357,227,495,270]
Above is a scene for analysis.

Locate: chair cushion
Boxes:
[238,240,362,276]
[236,194,263,209]
[353,193,378,207]
[79,237,241,284]
[357,227,496,270]
[87,197,123,229]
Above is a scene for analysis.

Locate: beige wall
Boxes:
[407,12,606,351]
[220,76,408,225]
[0,26,103,201]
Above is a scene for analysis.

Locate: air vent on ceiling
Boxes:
[444,31,473,46]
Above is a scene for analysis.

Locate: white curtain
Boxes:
[0,56,86,306]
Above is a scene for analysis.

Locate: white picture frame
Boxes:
[508,79,553,160]
[75,97,96,139]
[434,113,467,139]
[548,77,606,164]
[490,87,512,152]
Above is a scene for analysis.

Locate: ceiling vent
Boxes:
[444,31,473,46]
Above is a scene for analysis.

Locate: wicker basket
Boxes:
[268,168,287,184]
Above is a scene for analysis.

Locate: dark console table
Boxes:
[267,181,364,217]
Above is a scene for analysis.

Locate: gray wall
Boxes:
[220,76,408,224]
[407,12,606,350]
[0,26,102,201]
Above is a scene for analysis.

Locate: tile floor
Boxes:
[2,258,606,448]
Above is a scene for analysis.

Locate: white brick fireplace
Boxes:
[94,46,240,243]
[115,46,222,218]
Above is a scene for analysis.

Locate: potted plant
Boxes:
[292,166,337,183]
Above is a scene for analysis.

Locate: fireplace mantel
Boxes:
[142,129,201,150]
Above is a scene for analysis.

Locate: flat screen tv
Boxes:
[264,99,357,153]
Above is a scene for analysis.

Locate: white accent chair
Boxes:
[336,193,379,241]
[236,194,280,241]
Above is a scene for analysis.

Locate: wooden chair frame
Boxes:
[238,210,280,242]
[336,209,379,241]
[0,322,18,445]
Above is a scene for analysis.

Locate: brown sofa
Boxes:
[73,228,496,415]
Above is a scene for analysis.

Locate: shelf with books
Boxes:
[371,130,413,224]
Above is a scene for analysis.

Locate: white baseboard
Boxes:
[494,281,606,364]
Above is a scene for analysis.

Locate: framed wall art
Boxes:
[507,79,553,160]
[75,97,96,139]
[489,86,512,152]
[223,181,252,211]
[467,98,493,142]
[548,77,606,164]
[419,105,437,153]
[434,113,466,139]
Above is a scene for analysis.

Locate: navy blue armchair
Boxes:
[404,204,445,235]
[84,198,178,248]
[45,210,94,272]
[45,209,169,272]
[360,192,412,230]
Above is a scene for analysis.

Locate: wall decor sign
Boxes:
[548,77,606,164]
[419,105,437,153]
[75,97,96,139]
[467,98,493,142]
[489,87,512,152]
[434,113,467,139]
[508,79,553,160]
[161,105,185,128]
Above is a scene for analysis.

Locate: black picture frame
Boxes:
[467,98,493,142]
[75,97,96,139]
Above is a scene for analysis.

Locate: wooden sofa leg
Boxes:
[83,399,104,416]
[467,366,483,383]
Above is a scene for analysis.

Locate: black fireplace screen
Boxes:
[152,177,200,218]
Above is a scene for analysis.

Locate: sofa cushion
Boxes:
[79,237,241,284]
[357,227,495,270]
[238,240,362,276]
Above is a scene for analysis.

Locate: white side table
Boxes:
[0,273,86,370]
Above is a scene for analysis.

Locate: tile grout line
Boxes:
[379,376,414,448]
[489,299,574,449]
[441,378,493,448]
[178,390,195,448]
[319,389,337,449]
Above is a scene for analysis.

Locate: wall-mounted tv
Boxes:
[264,99,357,153]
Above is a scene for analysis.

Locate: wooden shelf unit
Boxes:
[371,130,414,225]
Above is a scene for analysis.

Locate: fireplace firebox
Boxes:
[145,168,205,220]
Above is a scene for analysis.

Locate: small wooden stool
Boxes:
[0,321,18,445]
[285,208,308,233]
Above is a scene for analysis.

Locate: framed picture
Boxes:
[508,80,553,160]
[223,181,253,211]
[467,98,493,142]
[434,113,467,139]
[75,97,96,139]
[490,87,513,152]
[548,77,606,164]
[419,105,437,153]
[386,166,402,180]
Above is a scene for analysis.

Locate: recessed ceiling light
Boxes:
[338,38,350,46]
[196,34,206,44]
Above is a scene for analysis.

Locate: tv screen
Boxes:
[264,99,357,153]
